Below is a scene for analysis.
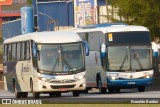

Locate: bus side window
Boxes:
[21,42,25,60]
[12,43,16,61]
[32,41,37,68]
[4,44,8,62]
[84,33,89,42]
[77,33,88,42]
[94,33,100,51]
[88,32,95,51]
[24,42,27,60]
[17,43,21,61]
[8,44,12,62]
[26,41,30,60]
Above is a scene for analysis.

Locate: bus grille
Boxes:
[49,80,77,84]
[50,85,76,89]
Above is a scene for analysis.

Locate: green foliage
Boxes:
[26,0,32,6]
[110,0,160,39]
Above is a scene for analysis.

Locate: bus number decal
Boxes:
[23,67,29,72]
[108,33,113,41]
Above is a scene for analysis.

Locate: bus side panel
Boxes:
[15,60,32,92]
[85,51,104,88]
[3,60,32,93]
[3,62,17,93]
[78,31,106,88]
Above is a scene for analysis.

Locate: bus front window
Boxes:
[37,43,84,74]
[107,46,152,71]
[38,45,60,72]
[108,46,130,71]
[131,46,152,70]
[61,43,84,72]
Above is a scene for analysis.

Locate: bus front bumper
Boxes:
[107,78,153,88]
[36,79,86,92]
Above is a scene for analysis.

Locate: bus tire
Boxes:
[138,86,145,92]
[115,88,120,93]
[21,92,28,98]
[73,91,80,97]
[49,92,55,97]
[55,92,61,97]
[83,89,89,93]
[98,79,106,94]
[108,88,114,93]
[13,81,22,98]
[31,80,40,98]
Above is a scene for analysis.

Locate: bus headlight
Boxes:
[111,76,116,80]
[143,74,153,78]
[108,76,119,80]
[38,73,55,82]
[74,74,85,80]
[38,77,47,81]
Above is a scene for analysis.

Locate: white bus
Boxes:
[3,31,89,98]
[72,23,153,93]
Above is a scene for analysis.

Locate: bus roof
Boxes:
[79,23,127,29]
[4,31,82,44]
[72,25,149,34]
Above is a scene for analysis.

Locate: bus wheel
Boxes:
[49,92,55,97]
[73,91,80,97]
[108,88,114,93]
[13,82,22,98]
[83,89,89,93]
[21,92,28,98]
[31,80,40,98]
[138,86,145,92]
[98,79,106,94]
[115,88,120,93]
[55,92,61,97]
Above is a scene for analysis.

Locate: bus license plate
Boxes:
[59,88,68,91]
[127,82,135,84]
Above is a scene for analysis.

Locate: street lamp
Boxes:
[38,12,59,31]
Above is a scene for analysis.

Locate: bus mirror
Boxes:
[101,43,106,58]
[82,40,89,56]
[33,42,37,59]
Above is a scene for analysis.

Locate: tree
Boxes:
[110,0,160,39]
[26,0,32,6]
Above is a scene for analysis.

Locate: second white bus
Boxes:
[72,23,153,93]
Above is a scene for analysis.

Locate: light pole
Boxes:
[38,12,58,30]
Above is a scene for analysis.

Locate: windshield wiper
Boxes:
[134,56,143,70]
[119,54,128,70]
[133,50,143,70]
[52,57,59,71]
[63,59,73,70]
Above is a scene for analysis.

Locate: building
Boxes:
[0,0,26,22]
[0,0,26,37]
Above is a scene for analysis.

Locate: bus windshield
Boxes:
[130,46,152,70]
[37,43,84,74]
[107,46,152,71]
